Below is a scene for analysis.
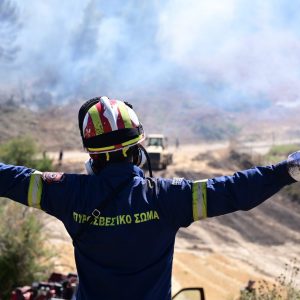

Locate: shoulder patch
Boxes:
[172,177,184,185]
[42,172,64,184]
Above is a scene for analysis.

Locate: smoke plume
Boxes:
[1,0,300,110]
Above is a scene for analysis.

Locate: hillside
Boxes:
[0,100,81,151]
[0,98,239,149]
[1,96,300,152]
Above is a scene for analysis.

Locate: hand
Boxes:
[287,151,300,181]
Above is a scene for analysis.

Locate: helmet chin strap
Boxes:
[138,147,147,167]
[85,145,153,178]
[138,144,153,178]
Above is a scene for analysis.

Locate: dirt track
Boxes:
[47,143,300,299]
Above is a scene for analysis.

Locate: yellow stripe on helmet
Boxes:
[87,145,116,152]
[88,105,104,135]
[118,102,132,129]
[87,134,144,153]
[28,171,43,210]
[121,135,143,146]
[192,179,208,221]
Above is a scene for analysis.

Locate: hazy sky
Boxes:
[1,0,300,107]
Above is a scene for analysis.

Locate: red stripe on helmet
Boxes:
[116,107,125,129]
[84,115,96,138]
[95,102,112,133]
[114,143,123,149]
[110,99,125,130]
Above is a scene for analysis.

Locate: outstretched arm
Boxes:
[191,153,300,222]
[0,163,84,221]
[158,152,299,228]
[0,163,34,206]
[204,160,296,218]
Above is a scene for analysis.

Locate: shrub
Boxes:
[0,136,53,171]
[269,144,300,156]
[263,144,300,165]
[0,201,54,300]
[239,258,300,300]
[0,136,36,166]
[281,184,300,205]
[0,137,57,299]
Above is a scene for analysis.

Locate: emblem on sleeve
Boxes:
[172,177,184,185]
[42,172,64,184]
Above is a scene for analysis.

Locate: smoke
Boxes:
[1,0,300,109]
[0,0,21,63]
[157,0,300,105]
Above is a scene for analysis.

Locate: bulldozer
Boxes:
[144,134,173,170]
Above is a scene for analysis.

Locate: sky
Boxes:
[1,0,300,109]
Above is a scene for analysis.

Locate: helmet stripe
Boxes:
[87,145,116,152]
[101,97,118,131]
[87,134,144,153]
[121,135,143,146]
[111,99,125,129]
[127,106,139,127]
[84,115,97,138]
[96,102,112,133]
[118,102,133,129]
[88,105,104,135]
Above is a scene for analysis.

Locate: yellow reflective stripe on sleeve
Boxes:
[192,182,199,221]
[118,102,132,128]
[88,105,104,135]
[28,171,43,209]
[201,181,207,218]
[192,179,208,221]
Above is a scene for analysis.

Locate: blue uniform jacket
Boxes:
[0,161,295,299]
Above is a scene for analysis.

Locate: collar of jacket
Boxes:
[97,162,145,179]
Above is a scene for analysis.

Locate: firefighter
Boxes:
[58,149,64,166]
[0,96,300,300]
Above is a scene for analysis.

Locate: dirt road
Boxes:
[47,143,300,299]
